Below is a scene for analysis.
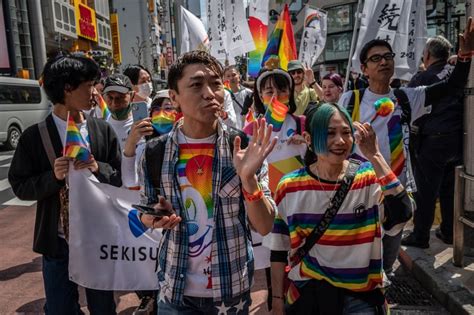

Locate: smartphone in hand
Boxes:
[132,204,175,219]
[131,102,149,121]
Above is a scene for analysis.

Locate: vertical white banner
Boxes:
[225,0,256,62]
[351,0,427,81]
[207,0,228,63]
[298,6,327,68]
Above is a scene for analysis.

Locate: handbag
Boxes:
[283,159,360,301]
[39,121,70,240]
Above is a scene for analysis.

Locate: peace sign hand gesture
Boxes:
[232,118,277,182]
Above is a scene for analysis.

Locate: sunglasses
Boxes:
[365,52,396,63]
[289,69,304,75]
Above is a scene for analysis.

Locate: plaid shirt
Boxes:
[139,120,275,304]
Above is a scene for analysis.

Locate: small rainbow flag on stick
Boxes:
[96,93,111,120]
[64,113,91,161]
[223,80,232,93]
[264,97,289,132]
[151,109,176,134]
[245,110,256,124]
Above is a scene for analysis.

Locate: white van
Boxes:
[0,77,51,149]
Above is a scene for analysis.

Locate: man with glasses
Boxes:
[338,28,474,272]
[287,60,321,115]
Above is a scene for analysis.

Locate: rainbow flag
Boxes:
[223,80,232,93]
[64,114,91,161]
[151,109,176,134]
[248,3,269,78]
[245,110,256,124]
[264,97,289,132]
[96,93,111,120]
[261,4,297,71]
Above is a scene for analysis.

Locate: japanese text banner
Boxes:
[351,0,427,81]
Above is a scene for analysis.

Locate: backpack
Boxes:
[145,127,249,196]
[347,88,412,126]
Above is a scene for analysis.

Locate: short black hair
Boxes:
[168,51,223,93]
[253,69,296,115]
[359,39,393,64]
[123,64,152,85]
[42,52,100,104]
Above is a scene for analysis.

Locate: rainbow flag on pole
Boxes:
[264,97,289,132]
[96,93,111,120]
[64,114,91,161]
[261,4,297,71]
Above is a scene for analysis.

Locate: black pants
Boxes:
[286,280,385,315]
[412,132,463,243]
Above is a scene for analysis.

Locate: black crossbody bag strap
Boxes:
[229,92,244,110]
[290,159,361,267]
[38,120,57,168]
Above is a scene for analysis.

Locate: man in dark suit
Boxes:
[9,53,122,315]
[402,36,463,248]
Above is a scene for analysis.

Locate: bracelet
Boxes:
[272,295,284,300]
[377,172,397,186]
[309,80,317,87]
[381,180,401,192]
[242,185,264,202]
[458,50,472,62]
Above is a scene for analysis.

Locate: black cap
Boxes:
[103,74,133,94]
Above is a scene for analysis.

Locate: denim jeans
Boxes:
[42,237,116,315]
[157,291,251,315]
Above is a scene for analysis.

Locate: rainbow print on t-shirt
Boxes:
[178,143,214,219]
[272,164,383,294]
[387,115,405,176]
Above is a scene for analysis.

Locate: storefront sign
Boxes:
[110,13,122,64]
[75,1,98,42]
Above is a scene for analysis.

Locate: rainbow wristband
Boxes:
[381,180,401,192]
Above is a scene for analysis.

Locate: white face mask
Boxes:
[138,82,153,98]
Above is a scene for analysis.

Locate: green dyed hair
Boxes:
[307,103,355,155]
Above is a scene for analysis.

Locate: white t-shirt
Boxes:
[107,115,134,150]
[177,129,217,297]
[121,142,146,188]
[223,90,238,129]
[231,87,253,129]
[338,87,430,191]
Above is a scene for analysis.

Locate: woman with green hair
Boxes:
[267,103,412,314]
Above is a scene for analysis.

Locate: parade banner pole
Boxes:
[344,0,363,91]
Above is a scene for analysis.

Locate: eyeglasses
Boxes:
[289,69,304,75]
[365,52,396,63]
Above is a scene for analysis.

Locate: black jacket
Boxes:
[8,114,122,257]
[408,60,464,134]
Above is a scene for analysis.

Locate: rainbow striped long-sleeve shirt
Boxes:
[267,162,384,292]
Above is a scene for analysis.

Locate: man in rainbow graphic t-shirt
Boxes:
[338,36,474,271]
[138,51,277,314]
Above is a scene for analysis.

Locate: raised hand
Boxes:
[232,118,277,181]
[459,16,474,54]
[353,121,380,160]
